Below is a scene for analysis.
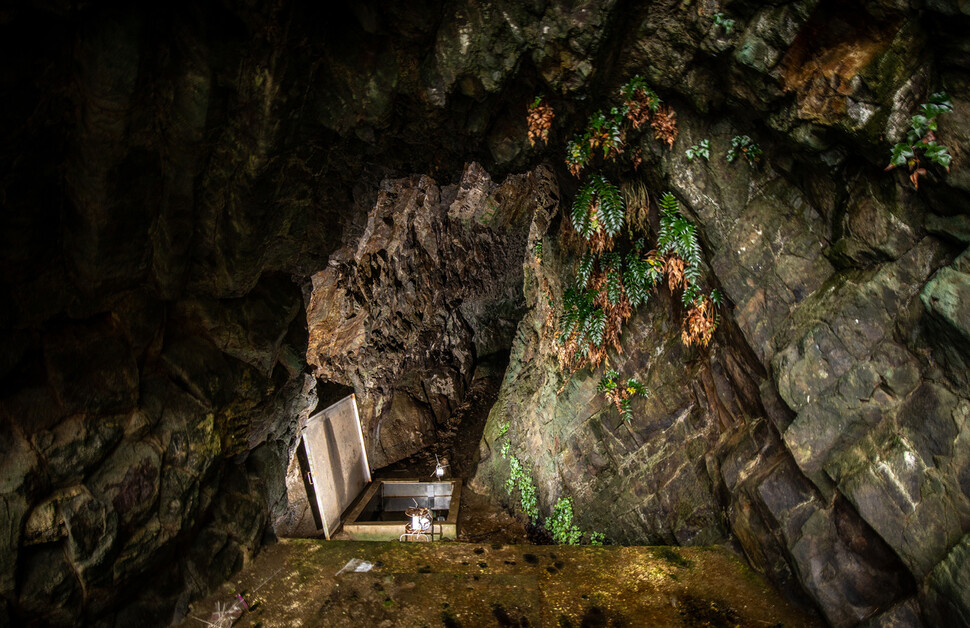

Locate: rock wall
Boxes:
[305,163,553,468]
[470,2,970,627]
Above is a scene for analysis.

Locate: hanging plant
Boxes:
[527,96,555,146]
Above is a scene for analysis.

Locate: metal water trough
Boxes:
[293,394,460,541]
[342,479,461,541]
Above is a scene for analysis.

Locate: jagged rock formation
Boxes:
[2,0,970,627]
[305,163,551,468]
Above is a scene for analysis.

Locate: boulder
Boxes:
[17,545,83,627]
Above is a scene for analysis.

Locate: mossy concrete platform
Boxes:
[177,540,823,627]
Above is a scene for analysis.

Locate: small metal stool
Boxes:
[400,506,433,542]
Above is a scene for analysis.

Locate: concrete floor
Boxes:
[176,539,823,627]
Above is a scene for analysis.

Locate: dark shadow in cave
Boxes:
[375,352,509,482]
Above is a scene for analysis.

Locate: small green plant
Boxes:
[657,193,723,347]
[658,193,703,305]
[499,426,603,544]
[501,439,539,520]
[619,75,661,130]
[565,109,625,177]
[546,497,583,545]
[557,285,606,367]
[623,239,664,308]
[597,369,649,419]
[726,135,762,166]
[886,92,953,189]
[545,497,604,545]
[565,76,674,177]
[712,13,735,34]
[566,136,593,178]
[587,109,626,160]
[533,240,543,261]
[685,139,711,162]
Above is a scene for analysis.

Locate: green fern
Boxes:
[603,253,623,305]
[593,176,625,238]
[658,193,704,305]
[619,76,660,113]
[659,191,679,217]
[597,370,648,420]
[623,240,662,308]
[559,287,607,354]
[571,175,626,241]
[587,111,625,159]
[585,309,607,347]
[625,377,647,397]
[597,369,620,393]
[558,287,592,345]
[571,182,595,239]
[577,252,595,289]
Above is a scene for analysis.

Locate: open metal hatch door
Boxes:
[301,394,371,539]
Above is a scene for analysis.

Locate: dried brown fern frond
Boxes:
[682,297,717,348]
[621,182,650,235]
[651,105,678,149]
[664,255,686,293]
[625,91,655,129]
[527,98,555,146]
[586,229,613,256]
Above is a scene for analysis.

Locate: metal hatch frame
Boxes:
[300,393,371,539]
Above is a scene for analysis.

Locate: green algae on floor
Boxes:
[176,540,823,627]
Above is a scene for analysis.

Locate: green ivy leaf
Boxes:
[927,92,953,112]
[926,143,952,170]
[889,143,914,168]
[910,114,929,137]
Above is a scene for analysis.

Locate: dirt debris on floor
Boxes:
[176,539,823,627]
